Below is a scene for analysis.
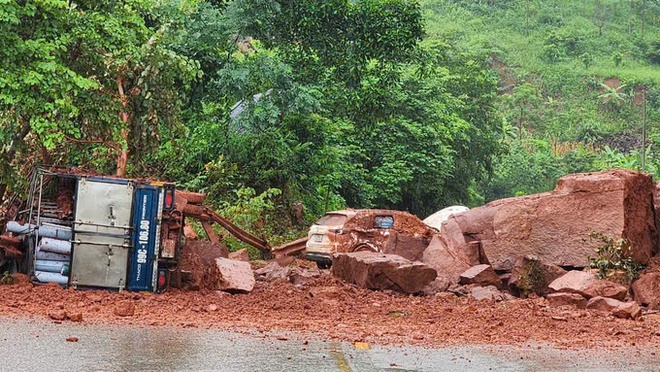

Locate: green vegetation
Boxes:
[1,271,14,285]
[587,232,645,285]
[1,1,659,248]
[423,0,660,201]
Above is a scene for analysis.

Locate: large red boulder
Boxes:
[332,251,437,294]
[441,170,657,270]
[420,235,472,290]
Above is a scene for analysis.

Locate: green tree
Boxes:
[598,82,628,112]
[580,52,593,69]
[612,51,623,67]
[0,0,200,203]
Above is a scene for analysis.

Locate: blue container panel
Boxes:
[127,185,161,291]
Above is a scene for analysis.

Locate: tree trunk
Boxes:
[0,118,33,203]
[116,77,130,178]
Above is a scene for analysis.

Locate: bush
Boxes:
[587,232,644,285]
[1,272,14,285]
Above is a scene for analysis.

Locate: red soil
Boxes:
[1,272,659,349]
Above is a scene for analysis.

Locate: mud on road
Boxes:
[1,271,660,350]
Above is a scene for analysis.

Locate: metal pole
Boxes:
[641,88,647,173]
[33,173,44,276]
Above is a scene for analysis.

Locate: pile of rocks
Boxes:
[196,169,660,320]
[327,169,660,317]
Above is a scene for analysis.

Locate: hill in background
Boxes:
[422,0,660,202]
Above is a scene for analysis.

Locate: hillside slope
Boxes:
[421,0,660,202]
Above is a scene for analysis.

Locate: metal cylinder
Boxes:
[6,222,72,240]
[6,221,35,235]
[34,271,69,285]
[39,237,72,255]
[36,246,70,261]
[35,260,67,273]
[37,225,72,240]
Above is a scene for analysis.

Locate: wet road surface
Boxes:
[0,317,658,371]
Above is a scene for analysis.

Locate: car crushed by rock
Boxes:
[303,209,435,268]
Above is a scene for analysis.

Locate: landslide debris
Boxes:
[2,269,660,349]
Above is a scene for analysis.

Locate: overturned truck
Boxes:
[0,167,270,292]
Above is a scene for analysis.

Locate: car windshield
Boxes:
[315,214,347,226]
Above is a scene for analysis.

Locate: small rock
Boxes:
[447,284,472,297]
[548,271,627,300]
[421,277,452,295]
[459,264,501,288]
[309,286,343,300]
[275,255,295,267]
[586,296,623,311]
[183,224,198,240]
[469,285,509,301]
[11,273,30,285]
[215,257,255,293]
[612,302,643,320]
[254,261,290,282]
[228,248,250,262]
[87,294,103,303]
[551,316,568,321]
[68,313,83,322]
[546,293,587,309]
[631,272,660,309]
[435,292,457,300]
[113,300,136,317]
[207,304,218,312]
[48,310,67,321]
[66,337,79,342]
[509,256,566,296]
[586,296,643,320]
[289,268,321,286]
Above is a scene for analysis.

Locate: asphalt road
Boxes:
[0,317,658,371]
